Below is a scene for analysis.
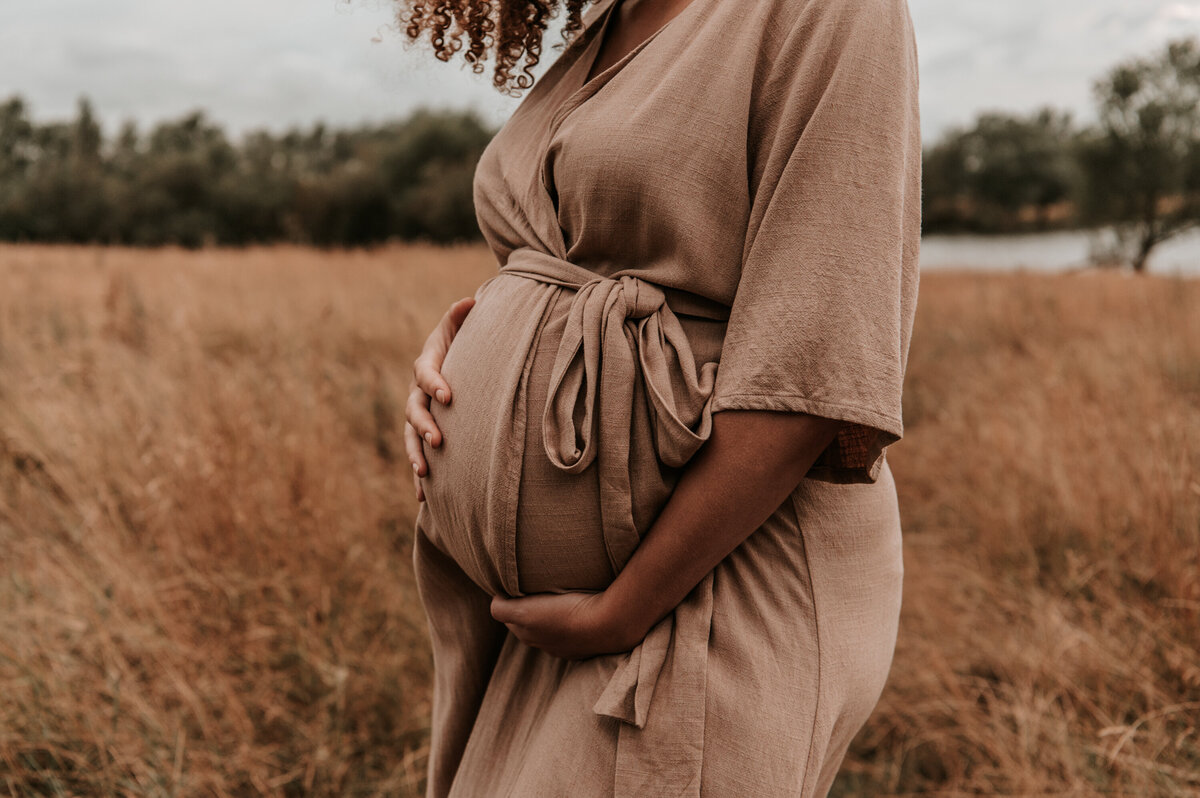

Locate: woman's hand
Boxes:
[490,590,649,660]
[405,296,476,501]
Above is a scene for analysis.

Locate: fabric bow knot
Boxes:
[501,249,720,574]
[498,248,721,795]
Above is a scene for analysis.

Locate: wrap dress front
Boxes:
[412,0,922,794]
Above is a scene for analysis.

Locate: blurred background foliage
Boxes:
[0,99,492,248]
[1,37,1199,269]
[923,37,1200,273]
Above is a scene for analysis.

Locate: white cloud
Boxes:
[0,0,524,138]
[1159,2,1200,21]
[2,0,1199,142]
[910,0,1200,137]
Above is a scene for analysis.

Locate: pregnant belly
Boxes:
[419,272,725,598]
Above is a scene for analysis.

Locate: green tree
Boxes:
[0,94,496,246]
[0,97,35,239]
[1078,37,1200,272]
[922,108,1079,233]
[73,97,102,165]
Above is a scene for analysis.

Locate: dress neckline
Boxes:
[534,0,712,259]
[576,0,707,90]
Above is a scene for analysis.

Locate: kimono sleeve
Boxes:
[709,0,922,484]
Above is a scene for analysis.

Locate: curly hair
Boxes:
[398,1,595,95]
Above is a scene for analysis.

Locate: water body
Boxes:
[920,228,1200,277]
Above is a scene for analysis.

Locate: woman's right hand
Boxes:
[405,296,476,502]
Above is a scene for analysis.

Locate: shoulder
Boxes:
[740,0,921,176]
[758,0,916,52]
[751,0,918,76]
[764,0,913,28]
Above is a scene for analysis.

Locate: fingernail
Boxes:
[435,389,446,404]
[424,432,433,445]
[412,462,419,473]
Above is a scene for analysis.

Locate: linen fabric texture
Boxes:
[412,0,921,794]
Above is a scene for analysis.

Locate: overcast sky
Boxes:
[3,0,1200,144]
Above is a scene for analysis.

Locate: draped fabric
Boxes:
[501,249,724,572]
[412,0,921,794]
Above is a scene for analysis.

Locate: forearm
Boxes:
[600,408,844,641]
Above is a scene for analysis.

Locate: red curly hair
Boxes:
[398,1,595,94]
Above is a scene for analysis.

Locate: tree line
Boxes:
[2,37,1198,269]
[0,99,491,248]
[922,37,1200,271]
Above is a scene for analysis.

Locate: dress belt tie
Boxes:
[500,248,724,571]
[499,247,723,795]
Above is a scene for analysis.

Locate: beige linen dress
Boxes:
[412,0,921,794]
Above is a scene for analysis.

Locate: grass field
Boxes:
[0,244,1196,796]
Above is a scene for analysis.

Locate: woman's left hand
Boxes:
[490,591,643,660]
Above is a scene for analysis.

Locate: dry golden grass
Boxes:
[0,244,1196,797]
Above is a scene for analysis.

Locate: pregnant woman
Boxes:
[401,0,920,794]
